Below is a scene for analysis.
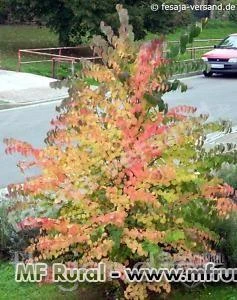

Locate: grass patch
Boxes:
[146,19,237,42]
[0,261,78,300]
[169,284,237,300]
[146,19,237,60]
[167,19,237,42]
[0,25,58,52]
[0,25,58,77]
[0,25,84,78]
[1,260,237,299]
[0,25,73,78]
[0,25,58,73]
[0,261,116,300]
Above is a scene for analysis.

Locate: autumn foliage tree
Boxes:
[4,5,237,299]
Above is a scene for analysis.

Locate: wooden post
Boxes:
[17,50,21,72]
[52,58,56,78]
[71,59,75,76]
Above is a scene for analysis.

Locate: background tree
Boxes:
[0,1,9,24]
[4,0,192,45]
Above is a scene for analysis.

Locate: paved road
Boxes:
[0,102,61,188]
[0,74,237,188]
[164,74,237,124]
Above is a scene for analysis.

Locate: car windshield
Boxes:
[218,36,237,49]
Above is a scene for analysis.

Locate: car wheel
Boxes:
[203,71,213,77]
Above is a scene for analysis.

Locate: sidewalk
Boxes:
[0,70,68,106]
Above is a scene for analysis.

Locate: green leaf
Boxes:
[84,77,100,86]
[165,230,185,243]
[108,225,123,250]
[144,93,167,112]
[171,79,179,90]
[91,226,105,242]
[142,240,160,255]
[144,93,159,106]
[180,83,188,93]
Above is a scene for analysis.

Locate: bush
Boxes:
[229,7,237,22]
[216,213,237,267]
[215,162,237,190]
[0,3,8,24]
[144,1,193,35]
[4,5,237,299]
[0,193,39,261]
[0,201,14,259]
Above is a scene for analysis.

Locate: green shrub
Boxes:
[0,3,8,24]
[144,2,193,36]
[216,213,237,267]
[226,0,237,22]
[229,8,237,22]
[0,195,39,260]
[216,162,237,189]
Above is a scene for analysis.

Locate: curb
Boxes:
[172,71,203,80]
[0,95,68,111]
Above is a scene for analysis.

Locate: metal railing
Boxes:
[168,38,222,60]
[17,46,101,78]
[17,39,223,77]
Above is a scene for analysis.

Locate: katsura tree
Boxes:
[4,5,237,299]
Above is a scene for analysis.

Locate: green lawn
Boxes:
[147,19,237,61]
[146,19,237,42]
[1,261,237,300]
[168,19,237,41]
[170,284,237,300]
[0,25,77,78]
[0,25,58,76]
[0,262,77,300]
[0,261,114,300]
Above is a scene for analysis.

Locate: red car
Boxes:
[202,33,237,77]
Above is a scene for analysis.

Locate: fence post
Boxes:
[71,59,75,76]
[17,50,21,72]
[52,58,56,78]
